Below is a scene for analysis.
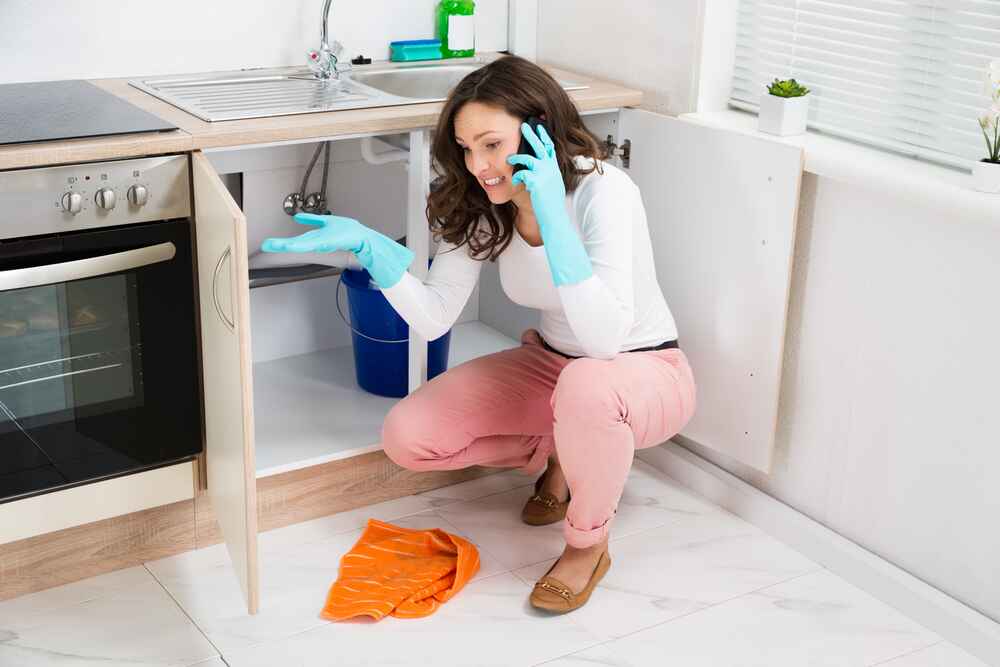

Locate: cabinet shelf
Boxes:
[252,320,519,477]
[248,264,343,290]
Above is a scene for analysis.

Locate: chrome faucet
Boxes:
[307,0,351,80]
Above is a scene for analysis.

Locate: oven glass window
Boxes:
[0,220,201,503]
[0,276,141,422]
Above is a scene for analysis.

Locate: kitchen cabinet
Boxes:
[192,152,259,614]
[190,108,804,615]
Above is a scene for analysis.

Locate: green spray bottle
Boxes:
[437,0,475,59]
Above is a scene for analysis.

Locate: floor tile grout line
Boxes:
[531,566,829,667]
[210,617,339,660]
[865,640,946,667]
[142,562,229,666]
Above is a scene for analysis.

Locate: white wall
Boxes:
[537,0,703,115]
[0,0,508,84]
[537,0,1000,624]
[678,171,1000,623]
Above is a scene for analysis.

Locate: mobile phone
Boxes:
[513,115,548,174]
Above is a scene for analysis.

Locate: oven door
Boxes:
[0,219,200,504]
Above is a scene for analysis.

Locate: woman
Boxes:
[262,55,697,613]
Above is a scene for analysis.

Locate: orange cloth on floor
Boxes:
[321,518,480,621]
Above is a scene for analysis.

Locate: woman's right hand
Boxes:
[262,213,414,289]
[262,213,368,254]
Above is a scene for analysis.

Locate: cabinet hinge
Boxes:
[604,135,632,169]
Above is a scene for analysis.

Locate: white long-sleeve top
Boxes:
[381,156,678,359]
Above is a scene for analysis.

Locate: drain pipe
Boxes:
[361,135,409,165]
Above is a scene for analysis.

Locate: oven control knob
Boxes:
[127,184,148,207]
[95,188,117,210]
[60,191,83,215]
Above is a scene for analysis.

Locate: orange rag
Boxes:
[321,518,480,621]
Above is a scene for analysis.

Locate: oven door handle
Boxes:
[212,246,236,332]
[0,241,176,291]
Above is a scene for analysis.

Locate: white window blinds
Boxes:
[730,1,1000,168]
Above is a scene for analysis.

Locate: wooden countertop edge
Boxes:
[0,55,643,170]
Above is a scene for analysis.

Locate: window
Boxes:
[730,1,1000,168]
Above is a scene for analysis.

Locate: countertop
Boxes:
[0,53,643,171]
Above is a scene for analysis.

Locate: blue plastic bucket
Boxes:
[338,267,451,398]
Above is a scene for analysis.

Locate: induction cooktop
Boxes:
[0,79,177,146]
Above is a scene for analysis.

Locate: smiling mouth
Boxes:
[483,176,506,187]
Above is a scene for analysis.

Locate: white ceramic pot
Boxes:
[758,93,810,136]
[971,159,1000,194]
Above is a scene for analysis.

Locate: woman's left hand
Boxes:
[506,122,593,287]
[507,123,566,226]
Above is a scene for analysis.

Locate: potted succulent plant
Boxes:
[758,78,811,136]
[973,60,1000,193]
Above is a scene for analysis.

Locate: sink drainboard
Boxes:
[131,73,372,122]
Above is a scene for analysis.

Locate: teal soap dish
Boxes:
[390,39,443,62]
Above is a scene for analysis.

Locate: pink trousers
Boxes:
[380,329,697,548]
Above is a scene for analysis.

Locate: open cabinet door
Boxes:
[191,151,260,614]
[617,109,803,474]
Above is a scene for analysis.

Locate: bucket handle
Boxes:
[335,273,410,344]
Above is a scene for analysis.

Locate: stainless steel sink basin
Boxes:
[129,61,588,122]
[350,64,485,100]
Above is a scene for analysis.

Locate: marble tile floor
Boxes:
[0,460,988,667]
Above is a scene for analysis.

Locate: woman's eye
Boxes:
[487,142,500,150]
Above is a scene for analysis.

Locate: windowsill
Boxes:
[678,109,998,221]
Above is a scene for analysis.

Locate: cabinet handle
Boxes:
[212,246,236,332]
[0,242,175,291]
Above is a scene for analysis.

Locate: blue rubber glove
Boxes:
[507,123,593,286]
[261,213,414,289]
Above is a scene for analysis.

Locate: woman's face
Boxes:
[453,101,528,205]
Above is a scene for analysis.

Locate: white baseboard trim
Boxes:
[637,441,1000,666]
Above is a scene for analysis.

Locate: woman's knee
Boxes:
[382,393,456,470]
[552,358,623,423]
[381,396,437,470]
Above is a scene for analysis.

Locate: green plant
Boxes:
[767,78,810,98]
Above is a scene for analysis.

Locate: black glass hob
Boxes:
[0,79,177,145]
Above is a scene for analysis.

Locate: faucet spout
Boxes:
[320,0,332,54]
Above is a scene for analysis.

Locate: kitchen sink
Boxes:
[129,61,588,122]
[349,64,485,100]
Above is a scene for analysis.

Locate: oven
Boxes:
[0,155,201,504]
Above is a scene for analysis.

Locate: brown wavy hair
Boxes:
[426,55,608,261]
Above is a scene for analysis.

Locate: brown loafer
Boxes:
[529,549,611,613]
[521,466,570,526]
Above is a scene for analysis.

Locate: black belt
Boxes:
[541,337,679,359]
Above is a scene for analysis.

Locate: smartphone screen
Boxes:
[513,116,548,174]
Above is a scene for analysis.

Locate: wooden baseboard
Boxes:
[0,451,497,601]
[0,499,196,601]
